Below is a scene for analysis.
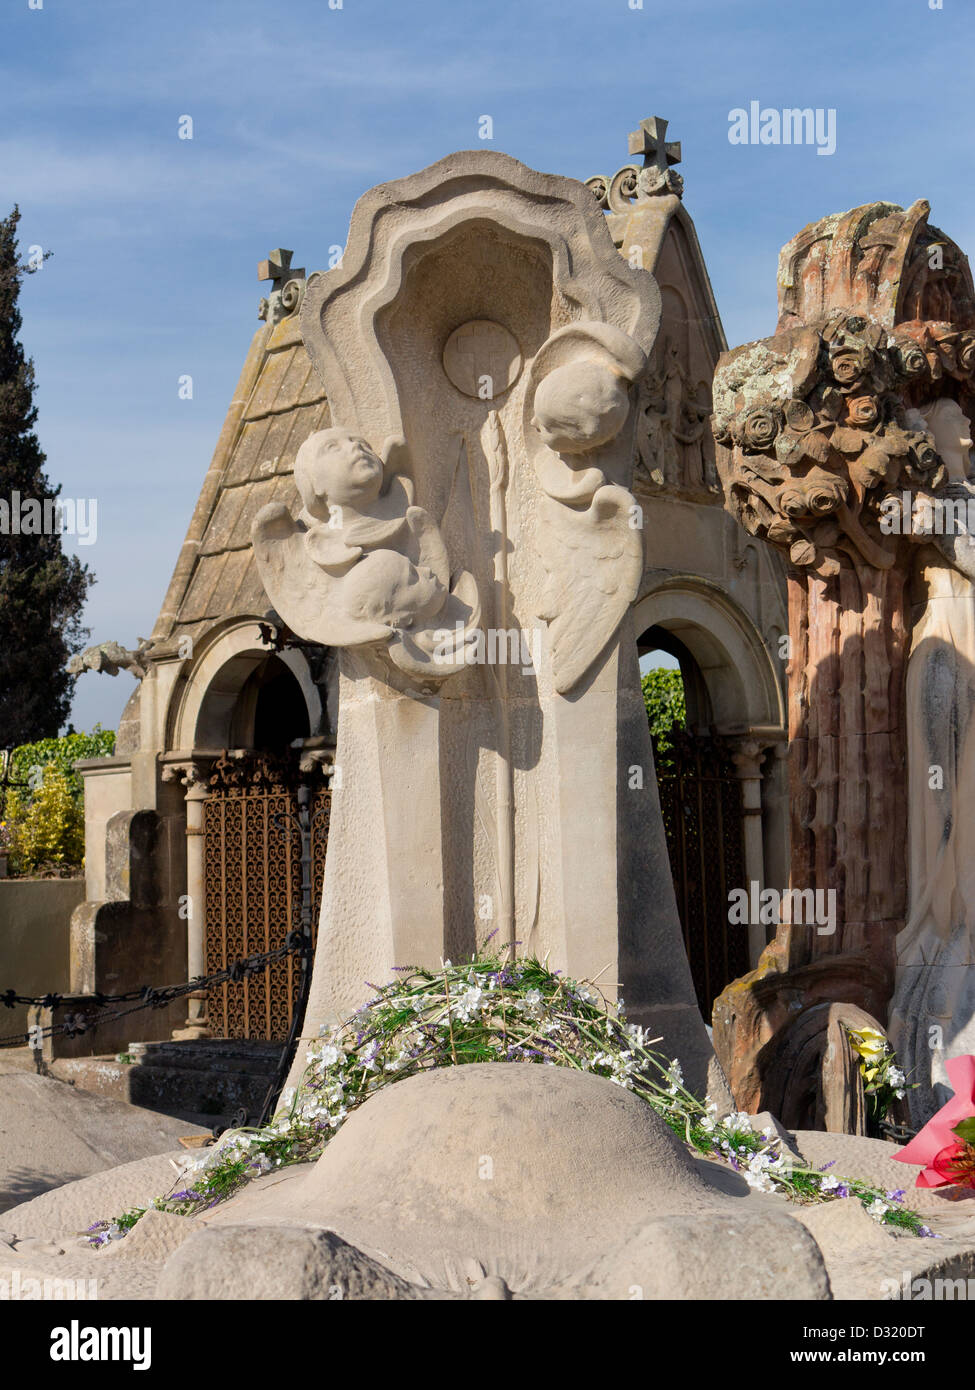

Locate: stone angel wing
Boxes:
[537,483,644,694]
[252,502,393,648]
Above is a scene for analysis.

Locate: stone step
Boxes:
[2,1039,289,1127]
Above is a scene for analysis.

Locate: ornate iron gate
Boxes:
[203,754,330,1040]
[651,729,749,1019]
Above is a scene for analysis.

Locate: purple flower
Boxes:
[886,1189,906,1203]
[819,1160,837,1171]
[835,1183,851,1198]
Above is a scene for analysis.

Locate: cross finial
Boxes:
[628,117,681,173]
[258,248,305,294]
[257,248,307,324]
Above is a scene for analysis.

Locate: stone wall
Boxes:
[0,879,85,1040]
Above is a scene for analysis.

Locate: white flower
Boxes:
[451,985,484,1022]
[866,1199,889,1221]
[723,1111,754,1136]
[819,1174,840,1193]
[888,1065,905,1087]
[664,1058,684,1095]
[318,1043,342,1068]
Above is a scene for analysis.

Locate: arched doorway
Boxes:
[231,656,311,752]
[634,579,788,1017]
[169,624,332,1042]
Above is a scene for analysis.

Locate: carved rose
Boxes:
[783,399,815,433]
[741,407,780,450]
[779,472,846,518]
[805,475,847,515]
[846,396,879,428]
[711,413,733,445]
[959,332,975,375]
[909,433,940,474]
[892,339,929,380]
[830,345,871,388]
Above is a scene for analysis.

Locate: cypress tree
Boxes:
[0,206,92,743]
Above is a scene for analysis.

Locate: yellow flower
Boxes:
[848,1027,887,1062]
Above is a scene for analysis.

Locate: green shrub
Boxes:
[6,764,85,875]
[641,668,686,748]
[0,726,112,874]
[7,726,115,800]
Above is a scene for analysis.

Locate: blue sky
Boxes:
[2,0,970,732]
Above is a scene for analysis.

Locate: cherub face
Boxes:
[295,428,385,515]
[342,551,445,630]
[532,361,630,455]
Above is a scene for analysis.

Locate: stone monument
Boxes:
[251,149,715,1093]
[709,198,975,1124]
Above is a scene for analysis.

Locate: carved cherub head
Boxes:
[295,428,385,517]
[531,360,631,455]
[341,550,446,630]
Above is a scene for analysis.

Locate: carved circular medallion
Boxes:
[442,319,522,400]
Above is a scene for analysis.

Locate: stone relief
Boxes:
[636,338,715,492]
[252,427,480,688]
[710,310,968,580]
[525,321,647,694]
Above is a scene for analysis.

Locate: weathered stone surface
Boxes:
[100,1207,196,1263]
[0,1067,206,1215]
[0,1149,188,1242]
[710,199,975,1121]
[203,1063,829,1299]
[157,1225,448,1301]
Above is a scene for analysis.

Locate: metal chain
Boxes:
[0,932,311,1049]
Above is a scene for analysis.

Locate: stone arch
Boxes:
[632,575,785,733]
[168,620,322,752]
[634,576,788,974]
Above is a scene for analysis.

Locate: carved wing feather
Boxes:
[252,503,392,648]
[538,484,644,694]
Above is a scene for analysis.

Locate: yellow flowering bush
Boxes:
[5,765,85,876]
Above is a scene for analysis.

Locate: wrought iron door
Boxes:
[203,754,330,1040]
[651,729,749,1020]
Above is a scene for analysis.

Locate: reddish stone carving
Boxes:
[710,200,975,1121]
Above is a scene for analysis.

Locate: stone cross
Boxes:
[258,248,306,325]
[258,248,305,294]
[628,116,681,173]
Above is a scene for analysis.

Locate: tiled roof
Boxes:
[151,312,329,642]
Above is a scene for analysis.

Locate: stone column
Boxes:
[162,762,212,1040]
[728,738,770,969]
